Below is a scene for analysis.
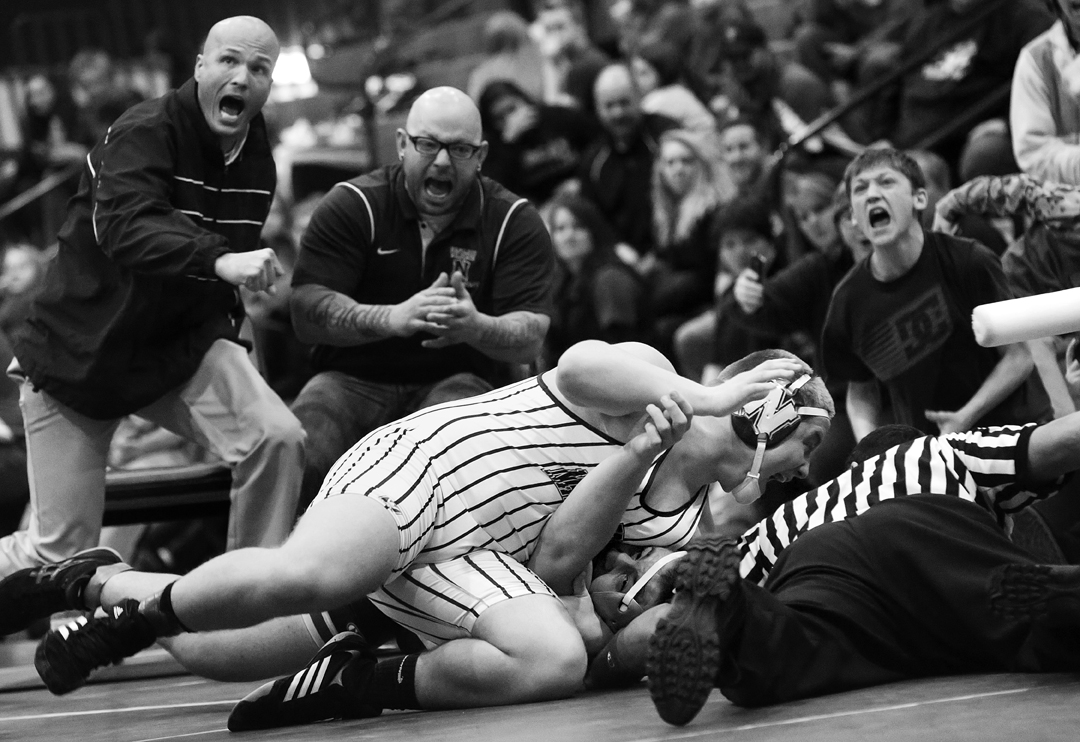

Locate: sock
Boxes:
[585,635,644,689]
[137,581,193,637]
[345,653,421,710]
[83,563,133,611]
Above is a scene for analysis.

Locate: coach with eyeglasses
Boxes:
[288,86,555,512]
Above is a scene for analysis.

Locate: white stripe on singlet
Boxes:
[736,424,1053,585]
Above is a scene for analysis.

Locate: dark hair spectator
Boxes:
[534,4,612,113]
[477,80,599,205]
[540,195,649,368]
[466,11,546,104]
[631,39,717,135]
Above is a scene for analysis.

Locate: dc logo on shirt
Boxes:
[861,286,952,381]
[450,246,478,284]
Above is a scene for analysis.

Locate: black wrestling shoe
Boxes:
[989,563,1080,623]
[35,599,157,695]
[647,535,742,726]
[0,547,123,636]
[228,631,382,731]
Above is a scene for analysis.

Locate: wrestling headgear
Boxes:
[728,374,830,504]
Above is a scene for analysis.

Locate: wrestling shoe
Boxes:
[35,599,157,695]
[228,631,382,731]
[647,534,742,726]
[989,563,1080,624]
[0,547,123,636]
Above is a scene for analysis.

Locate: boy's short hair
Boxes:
[843,148,926,197]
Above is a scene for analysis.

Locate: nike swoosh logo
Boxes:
[377,247,399,255]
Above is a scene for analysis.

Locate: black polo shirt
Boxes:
[292,164,554,385]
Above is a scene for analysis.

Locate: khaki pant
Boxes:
[0,339,305,575]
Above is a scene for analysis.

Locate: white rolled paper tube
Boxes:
[972,287,1080,347]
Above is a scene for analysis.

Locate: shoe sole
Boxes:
[647,535,741,726]
[990,563,1080,619]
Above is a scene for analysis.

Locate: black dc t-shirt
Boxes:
[822,232,1043,433]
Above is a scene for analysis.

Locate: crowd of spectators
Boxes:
[3,0,1080,571]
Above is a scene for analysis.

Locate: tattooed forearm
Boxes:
[309,292,391,337]
[292,284,395,347]
[474,311,549,363]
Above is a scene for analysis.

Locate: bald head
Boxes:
[594,63,635,101]
[593,64,642,146]
[405,87,483,143]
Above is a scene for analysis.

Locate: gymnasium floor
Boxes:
[2,640,1078,742]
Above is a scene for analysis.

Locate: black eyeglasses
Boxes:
[405,132,482,160]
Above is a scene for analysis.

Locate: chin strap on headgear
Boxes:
[729,374,830,504]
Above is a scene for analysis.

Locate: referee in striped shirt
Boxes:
[649,415,1080,725]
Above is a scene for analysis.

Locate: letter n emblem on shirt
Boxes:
[450,246,478,282]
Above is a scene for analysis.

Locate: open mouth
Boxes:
[867,206,891,230]
[219,95,245,123]
[424,177,453,200]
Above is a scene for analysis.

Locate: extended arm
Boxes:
[555,340,807,418]
[925,343,1034,434]
[1027,337,1075,418]
[1027,407,1080,481]
[92,121,259,277]
[932,174,1039,234]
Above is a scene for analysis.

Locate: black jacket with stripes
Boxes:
[13,78,275,419]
